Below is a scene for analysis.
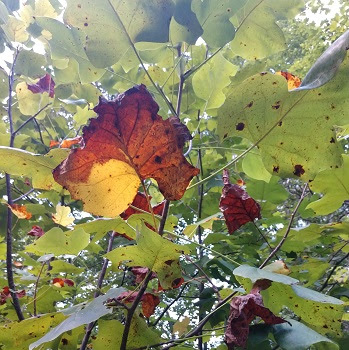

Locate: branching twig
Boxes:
[259,183,309,268]
[80,232,115,350]
[5,48,24,321]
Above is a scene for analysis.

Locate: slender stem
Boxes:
[320,251,349,292]
[259,184,309,268]
[33,262,46,316]
[141,181,158,232]
[5,48,24,321]
[13,103,51,135]
[79,232,115,350]
[120,271,153,350]
[252,221,275,253]
[158,199,170,236]
[152,284,187,327]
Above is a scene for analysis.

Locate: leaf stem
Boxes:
[33,262,46,316]
[259,183,309,268]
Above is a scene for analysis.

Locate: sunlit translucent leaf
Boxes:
[192,0,245,47]
[63,0,175,68]
[14,50,46,78]
[2,16,28,42]
[106,223,189,289]
[92,316,161,350]
[262,261,291,275]
[170,0,203,45]
[25,227,89,256]
[242,152,272,183]
[15,81,51,118]
[230,0,304,59]
[275,71,302,90]
[52,205,75,226]
[0,147,69,190]
[272,319,339,350]
[306,154,349,215]
[8,204,32,219]
[192,52,237,110]
[29,288,124,350]
[0,313,66,350]
[218,56,349,181]
[297,29,349,90]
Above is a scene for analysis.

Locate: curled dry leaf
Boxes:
[0,286,26,305]
[219,169,261,234]
[27,73,55,98]
[27,225,45,237]
[225,279,287,349]
[52,278,74,287]
[53,84,199,217]
[116,291,160,318]
[275,71,301,90]
[8,204,32,219]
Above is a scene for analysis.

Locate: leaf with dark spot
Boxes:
[293,164,305,177]
[236,122,245,131]
[219,169,261,234]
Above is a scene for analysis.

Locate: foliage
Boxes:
[0,0,349,349]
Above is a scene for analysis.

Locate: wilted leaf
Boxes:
[219,169,261,233]
[50,136,83,149]
[53,85,199,217]
[106,223,189,289]
[27,73,55,97]
[52,205,75,226]
[27,225,45,237]
[8,204,32,219]
[52,278,74,288]
[0,286,26,305]
[225,279,287,349]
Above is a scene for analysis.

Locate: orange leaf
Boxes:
[275,71,301,90]
[8,204,32,219]
[53,85,199,217]
[52,278,74,287]
[142,293,160,318]
[60,136,83,149]
[49,140,60,148]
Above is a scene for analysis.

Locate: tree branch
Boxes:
[259,183,309,268]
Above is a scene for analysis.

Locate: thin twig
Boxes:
[158,199,170,236]
[13,103,51,135]
[320,251,349,292]
[252,221,276,253]
[259,184,309,268]
[5,48,24,321]
[79,232,115,350]
[152,284,187,327]
[33,262,46,316]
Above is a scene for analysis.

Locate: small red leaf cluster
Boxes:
[27,73,55,98]
[27,225,45,237]
[220,169,261,233]
[225,279,287,349]
[116,290,160,318]
[0,286,26,305]
[52,278,74,287]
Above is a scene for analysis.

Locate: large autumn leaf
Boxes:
[53,84,199,217]
[217,55,349,181]
[106,223,189,290]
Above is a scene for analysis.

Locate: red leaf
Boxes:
[225,279,287,349]
[28,225,45,237]
[27,73,55,98]
[219,169,261,234]
[0,286,25,305]
[131,267,157,284]
[52,278,74,287]
[142,293,160,318]
[117,290,138,303]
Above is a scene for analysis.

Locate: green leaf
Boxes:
[170,0,203,45]
[272,319,339,350]
[242,152,272,182]
[25,227,90,256]
[218,56,349,181]
[192,0,245,47]
[0,67,8,99]
[230,0,304,59]
[14,50,46,78]
[192,52,237,110]
[298,29,349,90]
[63,0,175,68]
[29,288,125,350]
[106,223,189,289]
[306,154,349,215]
[49,260,84,274]
[0,313,66,350]
[0,147,69,190]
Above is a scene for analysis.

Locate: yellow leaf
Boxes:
[7,204,32,220]
[52,205,75,226]
[173,317,190,336]
[3,17,29,42]
[262,260,291,275]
